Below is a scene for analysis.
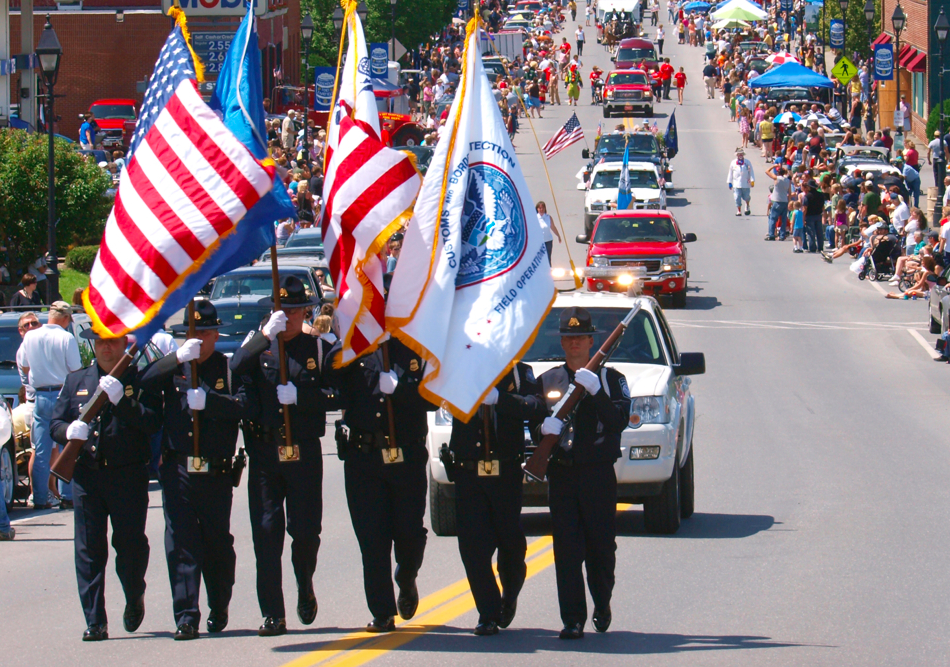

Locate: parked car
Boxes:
[602,69,654,118]
[582,161,667,235]
[576,210,696,307]
[427,291,705,536]
[88,98,138,150]
[1,400,14,511]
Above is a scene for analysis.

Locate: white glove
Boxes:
[263,311,288,341]
[186,388,206,411]
[176,338,201,363]
[99,376,124,405]
[66,420,89,441]
[541,416,564,436]
[378,370,398,395]
[482,388,499,406]
[574,368,601,395]
[276,382,297,405]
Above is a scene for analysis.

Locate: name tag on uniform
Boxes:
[478,460,501,477]
[382,447,404,464]
[76,389,88,396]
[188,456,210,473]
[278,444,300,462]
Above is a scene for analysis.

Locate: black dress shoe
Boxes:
[82,624,109,641]
[366,616,396,633]
[174,623,199,640]
[297,588,318,625]
[207,609,229,633]
[592,606,612,633]
[474,620,499,636]
[60,499,74,510]
[396,581,419,620]
[498,597,518,629]
[123,596,145,633]
[258,617,287,637]
[558,622,584,640]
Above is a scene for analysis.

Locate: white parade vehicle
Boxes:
[427,290,704,536]
[580,160,667,234]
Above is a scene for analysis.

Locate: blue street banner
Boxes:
[370,42,389,78]
[458,0,470,12]
[830,19,844,49]
[874,43,894,81]
[313,66,337,110]
[780,0,792,12]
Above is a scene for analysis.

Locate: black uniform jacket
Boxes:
[449,362,546,462]
[140,351,246,459]
[537,364,631,464]
[229,330,333,441]
[51,364,162,469]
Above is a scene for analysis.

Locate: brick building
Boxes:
[6,0,300,140]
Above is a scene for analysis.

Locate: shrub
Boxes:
[925,99,950,142]
[66,245,99,273]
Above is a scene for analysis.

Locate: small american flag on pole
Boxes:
[542,113,585,159]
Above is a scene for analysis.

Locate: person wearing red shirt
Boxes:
[673,67,687,105]
[659,59,674,101]
[589,66,603,103]
[650,69,663,100]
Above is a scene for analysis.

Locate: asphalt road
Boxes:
[5,17,950,667]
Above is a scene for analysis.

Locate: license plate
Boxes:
[624,105,633,110]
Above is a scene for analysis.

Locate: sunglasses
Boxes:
[19,320,40,331]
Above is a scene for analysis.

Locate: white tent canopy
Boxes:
[711,0,768,21]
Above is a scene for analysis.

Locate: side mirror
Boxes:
[610,55,616,62]
[674,352,705,376]
[582,148,590,159]
[575,234,589,244]
[683,233,697,243]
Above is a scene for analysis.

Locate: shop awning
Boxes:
[898,44,914,62]
[871,32,892,46]
[899,45,923,68]
[905,50,927,73]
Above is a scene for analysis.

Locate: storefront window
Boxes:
[912,72,926,117]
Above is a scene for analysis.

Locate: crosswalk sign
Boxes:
[832,57,857,85]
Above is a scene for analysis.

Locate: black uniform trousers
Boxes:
[343,450,427,619]
[455,466,527,623]
[160,457,236,626]
[73,463,150,627]
[247,441,323,618]
[548,461,617,626]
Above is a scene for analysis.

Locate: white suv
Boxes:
[427,290,704,536]
[581,161,667,235]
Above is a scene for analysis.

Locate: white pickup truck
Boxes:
[427,290,704,536]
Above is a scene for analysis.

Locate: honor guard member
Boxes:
[326,315,436,633]
[50,330,162,641]
[444,362,546,636]
[139,301,247,640]
[536,307,631,640]
[230,275,333,637]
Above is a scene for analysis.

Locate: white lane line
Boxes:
[867,279,888,296]
[907,328,942,359]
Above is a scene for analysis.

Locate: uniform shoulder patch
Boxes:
[215,378,225,390]
[618,375,630,399]
[409,359,420,372]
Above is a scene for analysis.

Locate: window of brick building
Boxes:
[912,72,926,117]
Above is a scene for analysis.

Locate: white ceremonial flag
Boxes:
[387,17,556,422]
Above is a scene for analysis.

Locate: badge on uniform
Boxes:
[278,444,300,462]
[124,385,134,397]
[306,358,316,370]
[215,378,225,390]
[188,456,210,473]
[382,447,404,464]
[478,460,501,476]
[409,359,419,372]
[77,389,88,396]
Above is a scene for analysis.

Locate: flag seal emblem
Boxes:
[457,163,527,289]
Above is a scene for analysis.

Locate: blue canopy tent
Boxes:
[683,1,711,11]
[748,62,834,89]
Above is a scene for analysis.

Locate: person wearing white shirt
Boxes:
[150,330,179,357]
[19,301,82,508]
[890,195,910,234]
[535,201,562,265]
[726,149,755,216]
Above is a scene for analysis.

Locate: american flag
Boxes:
[542,113,585,159]
[84,24,275,339]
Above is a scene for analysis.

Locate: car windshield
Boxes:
[596,134,659,155]
[211,273,314,299]
[523,308,665,365]
[0,324,21,363]
[216,306,272,337]
[286,230,323,248]
[593,216,678,242]
[590,170,659,190]
[90,104,136,120]
[616,47,657,61]
[608,72,649,85]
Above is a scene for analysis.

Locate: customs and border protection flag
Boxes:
[321,0,421,365]
[83,8,278,345]
[386,17,556,421]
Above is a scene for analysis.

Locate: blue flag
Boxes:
[664,109,678,159]
[616,142,632,210]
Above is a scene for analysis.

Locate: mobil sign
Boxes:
[161,0,281,16]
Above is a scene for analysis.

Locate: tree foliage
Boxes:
[0,129,112,273]
[819,0,881,62]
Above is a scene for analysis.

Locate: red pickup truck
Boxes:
[602,69,654,118]
[87,99,138,151]
[578,210,696,308]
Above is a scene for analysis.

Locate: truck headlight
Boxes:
[629,396,670,427]
[661,255,684,271]
[591,255,608,267]
[644,90,652,98]
[434,406,453,426]
[605,89,614,99]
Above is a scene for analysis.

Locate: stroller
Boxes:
[857,235,897,281]
[591,78,604,104]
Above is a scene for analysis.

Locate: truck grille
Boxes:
[608,258,661,274]
[614,90,642,100]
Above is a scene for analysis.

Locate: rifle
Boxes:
[522,303,641,483]
[50,343,139,484]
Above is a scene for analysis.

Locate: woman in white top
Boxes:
[535,201,562,265]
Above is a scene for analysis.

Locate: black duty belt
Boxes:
[35,385,63,392]
[165,450,234,472]
[454,457,522,474]
[348,429,423,454]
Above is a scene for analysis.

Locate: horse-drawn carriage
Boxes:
[597,16,640,52]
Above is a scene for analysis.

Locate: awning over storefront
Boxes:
[871,32,892,46]
[904,50,927,73]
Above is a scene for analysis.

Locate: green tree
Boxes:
[820,0,881,62]
[0,129,112,273]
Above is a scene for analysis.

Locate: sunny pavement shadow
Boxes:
[521,510,774,539]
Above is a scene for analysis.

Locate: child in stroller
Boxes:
[857,224,899,281]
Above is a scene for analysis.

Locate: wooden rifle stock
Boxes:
[522,304,641,482]
[269,247,294,448]
[188,301,201,458]
[50,343,140,484]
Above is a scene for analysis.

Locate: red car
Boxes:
[578,210,696,308]
[613,38,660,72]
[602,69,654,118]
[88,99,138,151]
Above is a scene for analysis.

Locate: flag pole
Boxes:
[188,301,201,463]
[269,247,294,449]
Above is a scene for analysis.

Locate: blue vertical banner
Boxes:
[874,43,894,80]
[313,66,337,110]
[780,0,793,12]
[370,42,389,78]
[830,19,844,49]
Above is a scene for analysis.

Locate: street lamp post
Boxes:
[892,3,906,148]
[301,15,314,164]
[390,0,397,62]
[35,15,62,305]
[933,7,949,220]
[838,0,849,114]
[864,0,874,130]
